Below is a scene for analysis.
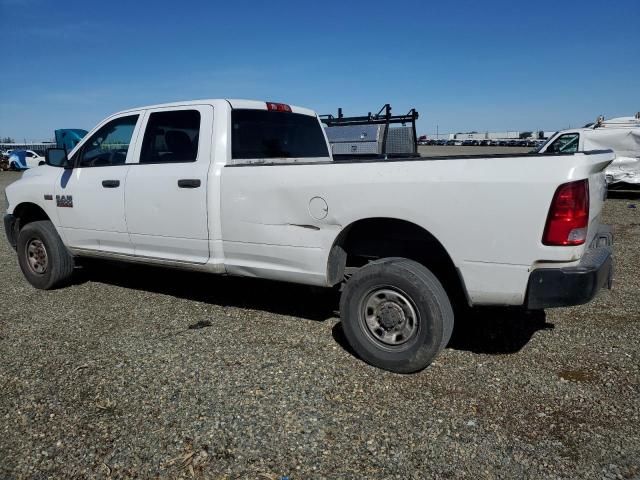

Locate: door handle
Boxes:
[102,180,120,188]
[178,179,201,188]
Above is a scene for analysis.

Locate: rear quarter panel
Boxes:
[220,151,613,304]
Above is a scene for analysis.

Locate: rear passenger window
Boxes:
[140,110,201,163]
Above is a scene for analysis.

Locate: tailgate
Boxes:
[584,150,615,246]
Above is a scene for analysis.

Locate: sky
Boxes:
[0,0,638,141]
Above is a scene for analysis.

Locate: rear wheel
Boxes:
[17,220,75,289]
[339,258,454,373]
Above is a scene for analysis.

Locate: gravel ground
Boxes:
[0,170,638,479]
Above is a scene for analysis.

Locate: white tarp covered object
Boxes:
[584,117,640,184]
[541,114,640,184]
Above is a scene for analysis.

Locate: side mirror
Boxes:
[46,148,72,169]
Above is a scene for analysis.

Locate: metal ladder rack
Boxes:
[320,104,420,157]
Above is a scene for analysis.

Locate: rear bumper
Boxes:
[525,226,614,309]
[4,213,17,250]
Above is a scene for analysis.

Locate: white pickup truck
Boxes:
[4,99,615,372]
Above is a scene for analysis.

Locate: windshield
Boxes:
[544,133,580,154]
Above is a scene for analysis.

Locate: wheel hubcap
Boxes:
[26,238,48,274]
[361,288,419,346]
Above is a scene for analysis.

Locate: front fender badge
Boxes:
[56,195,73,208]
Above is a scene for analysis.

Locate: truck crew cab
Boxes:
[4,99,615,373]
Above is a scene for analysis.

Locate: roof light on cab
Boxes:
[266,102,292,112]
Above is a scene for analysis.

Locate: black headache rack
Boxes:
[320,104,420,160]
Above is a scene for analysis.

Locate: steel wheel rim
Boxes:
[25,238,48,275]
[360,286,419,348]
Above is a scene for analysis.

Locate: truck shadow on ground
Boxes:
[77,260,554,355]
[332,307,554,357]
[446,307,553,354]
[75,260,339,322]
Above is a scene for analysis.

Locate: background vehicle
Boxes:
[4,99,615,373]
[7,149,44,170]
[1,149,12,170]
[537,113,640,185]
[54,129,88,152]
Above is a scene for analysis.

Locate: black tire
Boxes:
[339,258,454,373]
[17,220,75,289]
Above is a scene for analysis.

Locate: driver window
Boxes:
[77,115,138,167]
[547,133,579,154]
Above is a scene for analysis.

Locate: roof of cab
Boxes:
[111,99,317,118]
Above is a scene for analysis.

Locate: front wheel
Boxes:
[339,258,454,373]
[17,220,75,289]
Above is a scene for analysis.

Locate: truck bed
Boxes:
[227,149,614,167]
[332,149,614,163]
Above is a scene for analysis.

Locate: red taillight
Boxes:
[543,179,590,246]
[266,102,292,112]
